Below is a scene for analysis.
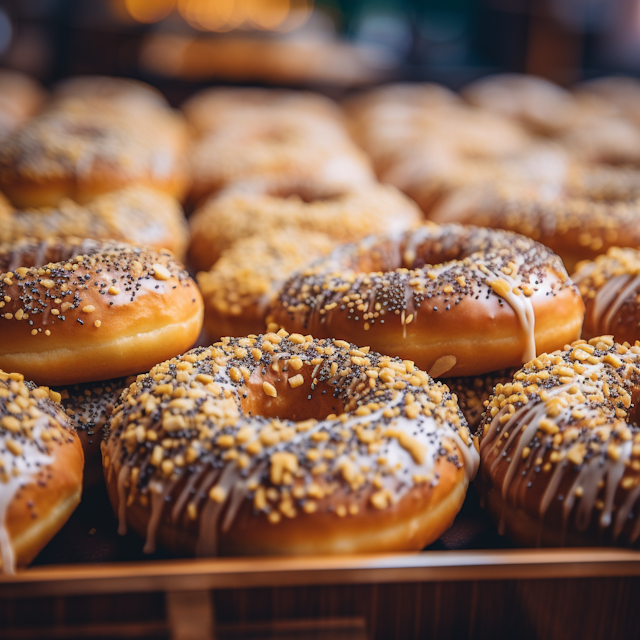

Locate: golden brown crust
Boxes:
[476,337,640,548]
[103,331,478,557]
[0,186,188,260]
[0,371,83,572]
[267,224,584,377]
[574,247,640,344]
[0,238,203,385]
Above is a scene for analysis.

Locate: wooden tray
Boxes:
[2,484,640,640]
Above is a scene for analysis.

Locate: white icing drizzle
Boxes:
[481,256,537,363]
[0,414,55,574]
[590,274,630,327]
[479,342,640,545]
[601,275,640,333]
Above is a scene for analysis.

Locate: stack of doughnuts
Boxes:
[266,223,585,434]
[0,76,205,571]
[347,75,640,276]
[0,237,203,489]
[7,69,640,563]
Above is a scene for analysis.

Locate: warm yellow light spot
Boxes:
[178,0,243,32]
[125,0,175,23]
[245,0,289,30]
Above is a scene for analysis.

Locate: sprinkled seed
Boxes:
[209,485,227,503]
[152,264,171,280]
[263,381,278,397]
[288,374,304,388]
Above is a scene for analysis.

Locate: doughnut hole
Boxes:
[242,361,345,422]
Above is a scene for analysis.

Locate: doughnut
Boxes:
[0,238,203,386]
[198,228,335,339]
[476,336,640,547]
[559,113,640,166]
[573,247,640,344]
[52,75,169,115]
[0,186,189,260]
[0,94,189,208]
[57,376,135,488]
[0,70,46,139]
[102,331,479,556]
[382,144,567,215]
[461,74,577,136]
[188,181,421,272]
[446,369,516,431]
[0,370,83,573]
[267,224,584,377]
[347,98,530,180]
[432,168,640,272]
[182,87,344,137]
[572,76,640,127]
[187,112,374,203]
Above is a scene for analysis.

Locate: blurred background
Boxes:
[0,0,638,102]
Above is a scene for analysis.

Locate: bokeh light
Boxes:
[124,0,175,24]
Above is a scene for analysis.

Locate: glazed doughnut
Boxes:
[57,376,135,488]
[188,117,374,204]
[0,95,189,208]
[0,186,189,260]
[0,70,46,138]
[182,87,344,137]
[0,370,83,573]
[188,181,421,272]
[573,247,640,344]
[446,369,516,431]
[0,237,203,386]
[461,74,577,136]
[267,224,584,377]
[477,336,640,547]
[432,169,640,272]
[198,228,335,339]
[103,331,479,556]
